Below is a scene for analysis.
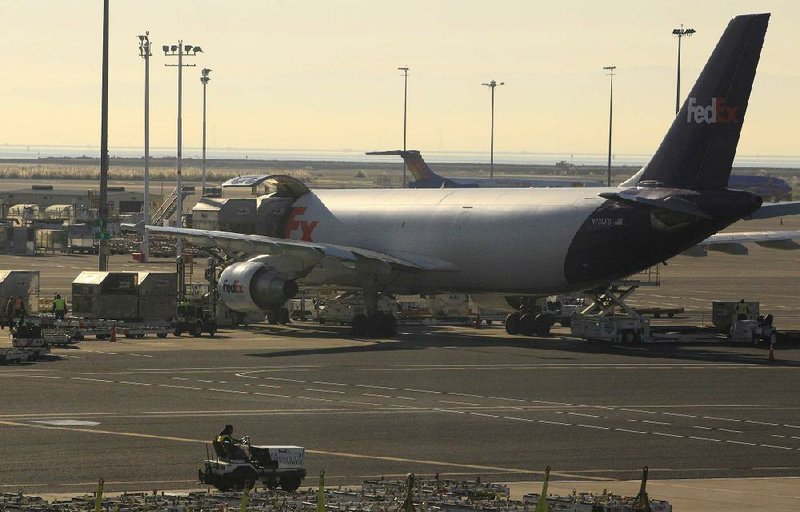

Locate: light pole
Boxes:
[138,32,151,262]
[672,24,696,114]
[98,0,109,271]
[398,67,409,188]
[481,80,504,178]
[603,66,616,187]
[200,68,212,196]
[164,41,202,256]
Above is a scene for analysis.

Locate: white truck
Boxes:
[199,440,306,492]
[570,315,650,344]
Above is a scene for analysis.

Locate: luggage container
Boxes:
[137,271,177,321]
[0,270,40,318]
[72,272,138,320]
[35,228,68,253]
[712,300,759,331]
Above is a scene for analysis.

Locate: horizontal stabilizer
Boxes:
[599,189,711,218]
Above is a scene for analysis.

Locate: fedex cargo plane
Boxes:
[148,14,795,338]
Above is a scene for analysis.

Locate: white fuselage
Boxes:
[285,187,607,295]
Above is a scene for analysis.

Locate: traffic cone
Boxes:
[768,343,775,363]
[110,325,117,342]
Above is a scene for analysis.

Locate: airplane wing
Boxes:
[146,225,458,275]
[684,230,800,256]
[747,201,800,220]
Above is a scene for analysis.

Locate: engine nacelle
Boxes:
[218,261,298,313]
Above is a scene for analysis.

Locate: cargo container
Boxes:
[35,228,68,253]
[72,272,139,320]
[137,271,177,321]
[0,270,40,321]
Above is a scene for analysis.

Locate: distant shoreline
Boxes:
[0,157,798,186]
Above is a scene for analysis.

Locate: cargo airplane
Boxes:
[145,13,799,337]
[369,151,792,201]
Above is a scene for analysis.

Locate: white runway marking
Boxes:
[725,440,756,446]
[760,444,793,450]
[615,428,646,434]
[652,432,683,438]
[689,436,721,442]
[305,388,346,394]
[577,424,608,430]
[439,400,480,406]
[32,419,100,426]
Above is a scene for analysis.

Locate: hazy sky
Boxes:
[2,0,799,157]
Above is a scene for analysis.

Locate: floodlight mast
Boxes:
[603,65,616,187]
[99,0,109,270]
[164,41,203,257]
[200,68,212,196]
[138,32,151,262]
[481,80,504,179]
[398,67,409,188]
[673,24,696,114]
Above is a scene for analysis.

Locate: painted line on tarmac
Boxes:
[0,419,606,481]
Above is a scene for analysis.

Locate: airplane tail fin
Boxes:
[366,150,442,183]
[639,13,769,191]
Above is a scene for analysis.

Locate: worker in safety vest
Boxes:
[52,294,67,321]
[736,299,749,321]
[214,424,247,460]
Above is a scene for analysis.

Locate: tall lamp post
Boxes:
[138,32,151,262]
[200,68,212,196]
[98,0,109,271]
[672,25,696,114]
[481,79,504,179]
[603,66,616,187]
[398,67,409,188]
[163,41,202,256]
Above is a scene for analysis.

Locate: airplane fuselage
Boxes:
[283,187,742,295]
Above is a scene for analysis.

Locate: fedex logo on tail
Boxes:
[686,97,738,124]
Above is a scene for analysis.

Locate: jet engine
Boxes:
[218,261,298,313]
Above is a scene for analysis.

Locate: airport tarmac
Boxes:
[0,214,798,511]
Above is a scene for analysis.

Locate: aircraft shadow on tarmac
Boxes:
[241,323,800,367]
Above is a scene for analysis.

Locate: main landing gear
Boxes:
[504,296,555,337]
[352,287,398,338]
[352,312,397,338]
[266,307,290,325]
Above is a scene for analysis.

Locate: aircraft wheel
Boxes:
[266,311,279,324]
[277,307,290,325]
[505,313,521,335]
[534,314,553,336]
[519,314,536,336]
[352,314,368,336]
[381,313,398,337]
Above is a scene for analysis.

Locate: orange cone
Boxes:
[768,343,774,363]
[110,325,117,342]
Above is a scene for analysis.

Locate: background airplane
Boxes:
[370,151,792,201]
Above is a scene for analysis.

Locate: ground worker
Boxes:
[2,297,11,330]
[214,424,247,460]
[736,299,749,321]
[12,296,25,326]
[52,294,67,321]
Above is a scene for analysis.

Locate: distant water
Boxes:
[1,144,799,168]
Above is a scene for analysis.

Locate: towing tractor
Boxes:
[199,438,306,492]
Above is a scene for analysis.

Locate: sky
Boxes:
[2,0,800,158]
